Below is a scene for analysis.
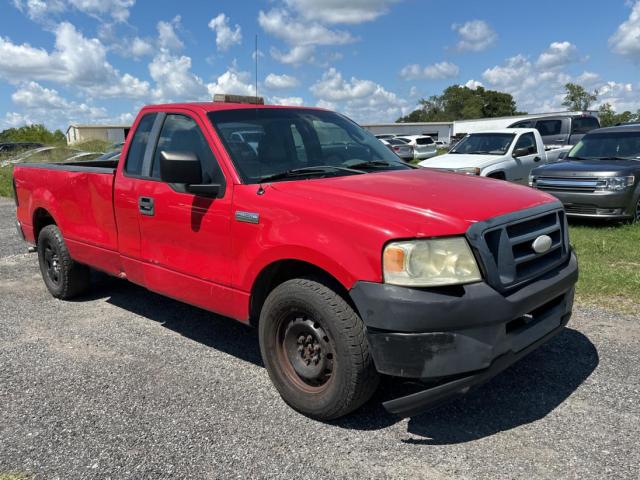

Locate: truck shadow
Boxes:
[88,273,598,445]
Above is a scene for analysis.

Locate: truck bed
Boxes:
[13,160,120,274]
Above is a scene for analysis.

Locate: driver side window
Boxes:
[514,133,537,155]
[151,114,223,184]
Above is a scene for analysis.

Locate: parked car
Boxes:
[13,97,578,420]
[419,129,569,183]
[396,135,438,160]
[530,124,640,221]
[435,140,448,148]
[381,138,414,161]
[509,114,600,147]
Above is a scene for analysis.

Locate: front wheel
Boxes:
[631,197,640,224]
[37,225,90,299]
[259,278,379,420]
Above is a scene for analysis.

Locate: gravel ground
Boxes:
[0,197,638,480]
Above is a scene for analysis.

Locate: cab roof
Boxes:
[141,102,323,113]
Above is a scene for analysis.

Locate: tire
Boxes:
[630,197,640,224]
[37,225,90,299]
[259,278,379,420]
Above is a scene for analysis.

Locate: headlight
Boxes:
[597,176,635,191]
[383,237,482,287]
[454,167,481,176]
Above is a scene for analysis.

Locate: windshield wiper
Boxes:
[257,165,364,183]
[345,160,397,169]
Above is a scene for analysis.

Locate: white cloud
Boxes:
[536,41,580,69]
[148,51,208,102]
[609,1,640,60]
[310,68,408,122]
[157,15,184,51]
[8,81,115,128]
[0,22,150,99]
[400,61,459,80]
[270,96,304,106]
[452,20,497,52]
[13,0,134,22]
[480,54,640,113]
[264,73,300,89]
[270,45,315,65]
[208,13,242,52]
[2,111,35,128]
[12,0,65,21]
[283,0,400,24]
[464,79,484,90]
[207,68,255,98]
[67,0,135,22]
[130,37,154,58]
[258,9,354,47]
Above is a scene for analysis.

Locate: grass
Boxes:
[0,474,32,480]
[569,221,640,313]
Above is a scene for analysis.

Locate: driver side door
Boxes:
[511,132,541,184]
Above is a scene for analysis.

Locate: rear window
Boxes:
[572,116,600,134]
[125,113,156,176]
[415,137,434,145]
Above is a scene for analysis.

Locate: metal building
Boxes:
[361,122,454,143]
[66,124,131,145]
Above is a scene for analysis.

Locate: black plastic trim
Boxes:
[17,163,115,174]
[383,312,571,418]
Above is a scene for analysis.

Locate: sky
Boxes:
[0,0,639,131]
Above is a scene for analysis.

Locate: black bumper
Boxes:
[542,189,636,219]
[349,251,578,417]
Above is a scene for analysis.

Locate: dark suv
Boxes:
[529,124,640,221]
[509,115,600,146]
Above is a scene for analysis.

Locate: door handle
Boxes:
[534,157,541,162]
[138,196,155,216]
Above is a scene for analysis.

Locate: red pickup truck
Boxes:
[13,98,578,419]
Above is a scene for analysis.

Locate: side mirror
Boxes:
[558,151,568,160]
[513,147,529,158]
[160,151,202,184]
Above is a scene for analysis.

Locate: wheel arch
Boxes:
[248,259,356,327]
[32,207,57,244]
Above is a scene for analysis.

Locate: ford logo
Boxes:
[532,235,553,254]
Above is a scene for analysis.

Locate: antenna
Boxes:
[255,34,258,99]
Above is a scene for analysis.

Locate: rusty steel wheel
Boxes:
[259,278,379,420]
[275,315,336,393]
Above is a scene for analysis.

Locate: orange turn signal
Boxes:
[383,246,405,273]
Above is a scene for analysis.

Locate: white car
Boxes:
[395,135,438,160]
[375,133,400,140]
[418,128,570,184]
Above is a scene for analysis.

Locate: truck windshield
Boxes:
[568,131,640,160]
[208,108,410,183]
[449,133,515,155]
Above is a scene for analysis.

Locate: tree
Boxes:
[397,85,524,123]
[562,83,597,111]
[0,124,66,144]
[597,103,639,127]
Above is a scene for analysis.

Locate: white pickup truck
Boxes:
[418,128,570,184]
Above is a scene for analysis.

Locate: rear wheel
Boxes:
[37,225,90,299]
[632,197,640,223]
[259,278,379,420]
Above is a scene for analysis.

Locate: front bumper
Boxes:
[540,189,635,218]
[350,251,578,417]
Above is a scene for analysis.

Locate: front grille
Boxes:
[467,205,569,292]
[564,204,597,215]
[536,176,605,193]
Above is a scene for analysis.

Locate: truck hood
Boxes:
[269,168,556,237]
[532,159,640,176]
[420,153,507,170]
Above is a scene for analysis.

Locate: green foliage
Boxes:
[562,83,598,111]
[72,139,112,153]
[398,85,524,123]
[0,124,65,145]
[597,103,640,127]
